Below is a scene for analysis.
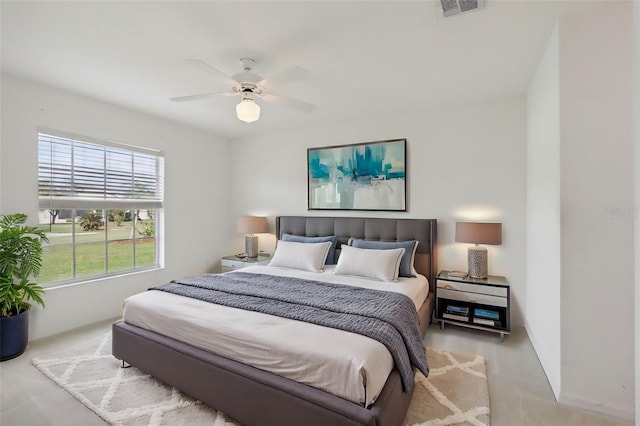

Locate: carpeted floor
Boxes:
[33,332,490,426]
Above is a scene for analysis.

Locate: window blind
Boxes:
[38,132,164,210]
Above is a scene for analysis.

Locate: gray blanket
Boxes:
[152,272,429,390]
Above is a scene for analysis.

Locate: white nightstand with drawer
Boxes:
[221,254,271,273]
[436,271,510,340]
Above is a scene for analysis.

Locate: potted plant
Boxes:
[0,213,49,361]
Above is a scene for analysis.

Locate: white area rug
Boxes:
[33,332,490,426]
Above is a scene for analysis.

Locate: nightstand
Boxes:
[221,254,271,273]
[436,271,511,340]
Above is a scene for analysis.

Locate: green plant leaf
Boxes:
[0,213,48,317]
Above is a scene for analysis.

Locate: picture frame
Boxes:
[307,138,407,211]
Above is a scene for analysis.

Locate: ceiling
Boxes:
[1,1,603,140]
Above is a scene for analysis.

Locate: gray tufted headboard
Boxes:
[275,216,438,292]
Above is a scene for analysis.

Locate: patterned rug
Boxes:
[33,332,490,426]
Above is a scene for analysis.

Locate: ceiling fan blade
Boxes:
[259,67,309,89]
[170,91,236,102]
[261,93,316,113]
[184,58,238,87]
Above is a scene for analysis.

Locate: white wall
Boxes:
[229,98,527,326]
[558,3,635,419]
[525,24,561,400]
[634,2,640,424]
[0,74,231,339]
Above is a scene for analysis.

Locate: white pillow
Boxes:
[334,245,405,282]
[268,240,332,272]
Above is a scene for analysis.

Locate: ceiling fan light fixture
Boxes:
[236,98,260,123]
[173,58,315,119]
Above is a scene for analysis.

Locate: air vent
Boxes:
[440,0,483,17]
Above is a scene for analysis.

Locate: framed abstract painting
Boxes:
[307,138,407,211]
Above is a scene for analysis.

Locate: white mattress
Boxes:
[122,265,429,406]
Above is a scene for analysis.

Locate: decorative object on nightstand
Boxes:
[455,221,502,279]
[435,270,510,340]
[237,216,268,259]
[447,270,468,279]
[221,253,271,273]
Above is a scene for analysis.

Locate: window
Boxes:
[37,131,164,286]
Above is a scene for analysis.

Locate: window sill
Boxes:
[43,266,164,291]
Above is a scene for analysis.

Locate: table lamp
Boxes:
[237,216,268,259]
[455,221,502,279]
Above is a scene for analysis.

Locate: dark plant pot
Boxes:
[1,309,29,361]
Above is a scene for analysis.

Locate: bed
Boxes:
[112,216,438,426]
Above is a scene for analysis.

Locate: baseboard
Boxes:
[525,323,635,422]
[559,392,635,422]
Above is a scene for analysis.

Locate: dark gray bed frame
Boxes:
[113,216,437,426]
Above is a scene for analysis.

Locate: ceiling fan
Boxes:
[170,58,316,123]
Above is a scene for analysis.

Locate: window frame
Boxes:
[37,129,164,287]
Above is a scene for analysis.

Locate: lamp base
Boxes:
[245,235,259,259]
[468,246,488,279]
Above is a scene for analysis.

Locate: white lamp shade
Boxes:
[236,99,260,123]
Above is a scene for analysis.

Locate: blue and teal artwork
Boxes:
[307,139,406,211]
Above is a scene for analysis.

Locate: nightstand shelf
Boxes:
[221,253,271,273]
[436,271,511,340]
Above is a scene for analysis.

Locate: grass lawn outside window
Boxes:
[38,211,157,285]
